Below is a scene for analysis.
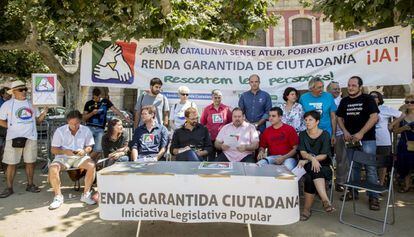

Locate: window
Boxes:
[292,18,312,46]
[247,29,267,46]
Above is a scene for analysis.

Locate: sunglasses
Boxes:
[180,93,189,96]
[405,101,414,104]
[17,88,28,92]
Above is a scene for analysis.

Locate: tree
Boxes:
[0,0,278,109]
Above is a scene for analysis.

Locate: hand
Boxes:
[297,160,308,168]
[311,158,321,173]
[124,117,131,123]
[343,130,352,142]
[42,106,49,114]
[257,151,265,160]
[93,64,118,80]
[274,157,284,165]
[196,150,204,157]
[114,54,133,82]
[64,149,76,156]
[221,144,230,151]
[352,132,364,142]
[74,149,86,157]
[99,44,122,66]
[331,136,336,146]
[236,145,246,152]
[91,109,99,115]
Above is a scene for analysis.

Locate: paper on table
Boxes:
[223,135,239,148]
[291,166,306,179]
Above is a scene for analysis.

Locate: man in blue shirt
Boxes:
[131,105,169,162]
[299,78,337,138]
[238,74,272,133]
[0,87,11,108]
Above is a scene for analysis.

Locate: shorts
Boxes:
[377,146,391,156]
[52,155,91,170]
[2,139,37,165]
[88,126,104,152]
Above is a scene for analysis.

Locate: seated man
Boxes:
[48,110,96,210]
[170,107,212,161]
[214,107,259,163]
[131,105,169,162]
[257,107,299,170]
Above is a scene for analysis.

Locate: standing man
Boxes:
[0,81,48,198]
[336,76,380,211]
[0,87,11,107]
[131,105,169,162]
[48,110,96,209]
[134,78,169,129]
[300,78,337,137]
[0,87,11,172]
[257,107,299,170]
[200,89,232,161]
[215,108,259,163]
[83,87,128,161]
[238,74,272,133]
[327,81,347,192]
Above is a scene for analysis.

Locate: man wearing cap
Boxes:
[0,81,48,198]
[200,89,232,161]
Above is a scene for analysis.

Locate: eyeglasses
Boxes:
[405,101,414,104]
[17,88,28,92]
[180,93,189,96]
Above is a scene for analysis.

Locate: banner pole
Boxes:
[136,220,142,237]
[247,223,253,237]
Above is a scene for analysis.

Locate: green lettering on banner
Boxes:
[164,76,233,85]
[268,71,334,86]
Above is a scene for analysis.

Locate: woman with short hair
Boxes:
[279,87,306,133]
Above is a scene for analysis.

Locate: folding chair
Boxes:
[339,150,395,235]
[312,165,335,212]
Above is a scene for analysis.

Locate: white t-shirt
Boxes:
[375,105,402,146]
[169,100,197,129]
[52,124,94,159]
[334,96,343,136]
[0,98,40,140]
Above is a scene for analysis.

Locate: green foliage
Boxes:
[0,50,50,79]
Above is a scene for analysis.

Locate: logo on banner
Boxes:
[92,41,137,84]
[34,76,54,92]
[143,134,155,144]
[212,114,223,123]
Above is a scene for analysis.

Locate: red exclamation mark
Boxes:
[394,47,398,62]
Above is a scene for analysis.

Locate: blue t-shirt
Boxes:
[299,92,337,136]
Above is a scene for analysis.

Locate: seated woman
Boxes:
[297,110,334,221]
[101,118,129,165]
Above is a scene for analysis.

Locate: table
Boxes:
[97,161,299,236]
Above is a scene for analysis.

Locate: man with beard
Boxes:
[336,76,380,211]
[170,107,212,161]
[134,78,169,129]
[215,107,259,163]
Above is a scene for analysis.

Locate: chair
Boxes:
[312,165,335,212]
[339,151,395,235]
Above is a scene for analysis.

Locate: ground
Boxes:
[0,165,413,237]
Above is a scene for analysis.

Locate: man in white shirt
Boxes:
[48,110,96,210]
[0,81,48,198]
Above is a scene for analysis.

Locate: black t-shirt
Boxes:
[298,130,331,166]
[336,94,379,141]
[84,98,113,129]
[101,132,128,157]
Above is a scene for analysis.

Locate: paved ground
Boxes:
[0,165,413,237]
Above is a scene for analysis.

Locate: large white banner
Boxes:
[81,26,412,93]
[97,162,299,225]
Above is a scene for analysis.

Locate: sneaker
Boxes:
[0,188,14,198]
[49,195,64,210]
[369,198,381,211]
[80,191,96,205]
[26,184,41,193]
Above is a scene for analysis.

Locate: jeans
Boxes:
[107,155,130,166]
[88,126,104,152]
[257,155,297,171]
[176,150,203,161]
[346,140,379,198]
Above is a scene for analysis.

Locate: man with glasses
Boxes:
[170,107,212,161]
[200,89,232,161]
[0,81,48,198]
[134,78,169,129]
[336,76,381,211]
[169,86,197,131]
[300,78,337,138]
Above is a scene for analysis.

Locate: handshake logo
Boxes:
[92,41,137,84]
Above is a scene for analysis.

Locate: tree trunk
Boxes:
[61,73,82,110]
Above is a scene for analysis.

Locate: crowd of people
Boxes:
[0,75,413,221]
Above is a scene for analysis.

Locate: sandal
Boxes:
[300,210,312,221]
[26,184,41,193]
[322,200,335,213]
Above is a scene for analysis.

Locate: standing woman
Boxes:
[169,86,197,131]
[298,110,334,221]
[280,87,306,133]
[369,91,401,186]
[101,118,129,165]
[393,95,414,193]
